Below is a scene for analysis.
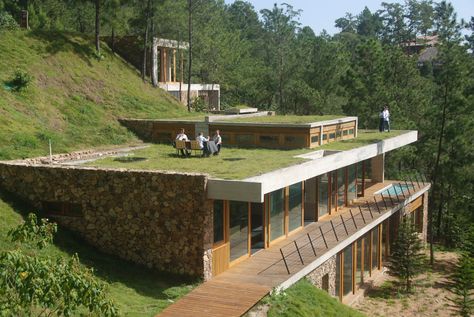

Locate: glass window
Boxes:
[329,133,336,139]
[235,134,255,145]
[311,135,319,144]
[318,174,329,217]
[343,130,349,136]
[356,240,362,284]
[347,164,357,203]
[285,135,306,148]
[382,220,388,262]
[213,200,225,244]
[289,183,302,232]
[259,135,279,146]
[269,189,285,241]
[337,169,346,207]
[372,227,379,270]
[349,129,354,135]
[322,134,328,140]
[363,234,371,277]
[229,201,248,262]
[343,246,353,295]
[336,130,342,138]
[336,252,341,298]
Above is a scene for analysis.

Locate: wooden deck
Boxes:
[159,180,429,317]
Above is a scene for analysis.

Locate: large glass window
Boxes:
[343,246,353,295]
[304,178,317,223]
[318,174,329,217]
[289,183,303,232]
[372,227,379,270]
[213,200,225,245]
[382,220,388,262]
[337,168,346,207]
[347,164,357,203]
[269,189,285,241]
[356,240,362,284]
[363,234,371,277]
[336,252,341,298]
[229,201,248,262]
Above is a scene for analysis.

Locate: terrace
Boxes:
[81,130,406,180]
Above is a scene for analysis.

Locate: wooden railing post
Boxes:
[280,248,290,274]
[405,180,412,196]
[387,190,395,205]
[330,220,339,242]
[340,214,349,235]
[366,201,374,218]
[358,206,366,224]
[320,226,329,249]
[349,209,358,229]
[307,233,317,256]
[399,183,407,199]
[381,194,388,210]
[374,196,381,214]
[294,241,304,265]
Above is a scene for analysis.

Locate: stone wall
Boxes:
[306,256,337,297]
[0,162,213,279]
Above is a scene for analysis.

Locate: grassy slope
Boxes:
[265,279,365,317]
[0,192,196,316]
[0,30,199,316]
[0,30,193,160]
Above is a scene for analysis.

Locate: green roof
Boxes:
[213,115,345,124]
[82,130,405,179]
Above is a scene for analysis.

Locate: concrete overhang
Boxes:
[207,130,418,203]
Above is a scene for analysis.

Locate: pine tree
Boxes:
[451,253,474,317]
[387,217,425,293]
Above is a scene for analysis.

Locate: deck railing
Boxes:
[275,173,429,275]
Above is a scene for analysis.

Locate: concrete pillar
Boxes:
[371,154,385,183]
[151,38,158,87]
[422,192,429,243]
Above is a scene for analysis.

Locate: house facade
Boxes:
[0,114,429,303]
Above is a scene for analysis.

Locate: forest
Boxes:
[1,0,473,264]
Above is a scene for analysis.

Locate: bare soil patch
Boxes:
[353,251,459,317]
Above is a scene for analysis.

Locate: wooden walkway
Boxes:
[159,180,428,317]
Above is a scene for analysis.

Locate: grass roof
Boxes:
[213,115,345,124]
[82,130,408,179]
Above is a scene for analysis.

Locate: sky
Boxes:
[223,0,474,35]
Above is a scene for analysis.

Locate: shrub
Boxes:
[191,96,208,112]
[451,253,474,317]
[0,11,18,30]
[8,69,33,91]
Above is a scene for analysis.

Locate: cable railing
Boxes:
[275,172,430,275]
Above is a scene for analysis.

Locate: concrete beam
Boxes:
[207,180,263,202]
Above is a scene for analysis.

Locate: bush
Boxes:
[191,96,208,112]
[8,69,32,91]
[0,11,18,30]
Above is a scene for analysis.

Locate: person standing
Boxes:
[379,108,384,132]
[382,106,390,132]
[213,130,222,155]
[196,132,210,157]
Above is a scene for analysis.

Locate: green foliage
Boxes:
[450,253,474,317]
[0,10,18,30]
[7,68,33,91]
[8,213,57,250]
[191,96,207,112]
[265,279,365,317]
[387,218,426,293]
[0,213,118,317]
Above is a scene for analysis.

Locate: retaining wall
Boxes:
[0,162,213,279]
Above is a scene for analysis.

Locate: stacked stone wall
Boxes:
[306,256,337,297]
[0,163,213,279]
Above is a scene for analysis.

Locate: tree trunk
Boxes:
[95,0,100,55]
[187,0,193,112]
[111,28,115,53]
[142,0,152,82]
[429,81,449,266]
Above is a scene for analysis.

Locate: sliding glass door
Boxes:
[269,189,285,242]
[229,201,249,262]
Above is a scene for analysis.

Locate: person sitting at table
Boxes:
[196,132,210,157]
[175,128,190,156]
[212,130,222,155]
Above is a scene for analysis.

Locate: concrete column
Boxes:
[151,38,158,87]
[422,192,429,244]
[371,154,385,183]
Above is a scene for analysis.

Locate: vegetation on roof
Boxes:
[260,279,365,317]
[83,145,312,180]
[319,130,406,151]
[215,115,345,124]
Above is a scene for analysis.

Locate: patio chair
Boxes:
[190,140,202,156]
[175,140,186,156]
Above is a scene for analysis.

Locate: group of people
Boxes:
[379,105,391,132]
[175,128,222,157]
